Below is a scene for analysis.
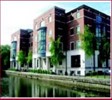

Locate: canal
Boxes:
[1,75,110,97]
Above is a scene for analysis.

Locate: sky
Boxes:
[1,1,111,45]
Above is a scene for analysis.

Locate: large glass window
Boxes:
[71,55,80,67]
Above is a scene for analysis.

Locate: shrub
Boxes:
[28,69,52,74]
[8,68,16,71]
[86,71,102,76]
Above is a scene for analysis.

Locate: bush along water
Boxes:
[28,69,52,74]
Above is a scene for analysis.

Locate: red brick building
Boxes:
[32,5,110,76]
[10,29,33,69]
[10,5,110,76]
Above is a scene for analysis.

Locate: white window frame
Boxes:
[76,25,80,34]
[76,11,80,19]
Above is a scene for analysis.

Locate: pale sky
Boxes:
[1,1,111,45]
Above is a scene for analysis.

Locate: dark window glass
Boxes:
[70,28,74,35]
[59,61,62,65]
[71,42,74,50]
[70,16,74,21]
[71,55,80,67]
[77,71,80,75]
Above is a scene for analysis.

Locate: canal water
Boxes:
[1,75,110,97]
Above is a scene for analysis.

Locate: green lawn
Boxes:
[86,75,110,79]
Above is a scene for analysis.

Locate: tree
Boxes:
[99,34,110,67]
[0,45,10,70]
[80,25,110,71]
[80,25,95,57]
[26,50,32,67]
[80,25,95,71]
[49,37,65,73]
[18,50,26,67]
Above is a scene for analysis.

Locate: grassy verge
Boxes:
[86,75,110,79]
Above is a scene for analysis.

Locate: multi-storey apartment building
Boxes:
[66,5,110,76]
[10,29,33,69]
[32,5,110,76]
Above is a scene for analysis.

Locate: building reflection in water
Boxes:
[8,76,109,97]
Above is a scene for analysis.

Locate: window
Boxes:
[71,55,80,67]
[70,71,75,76]
[14,37,17,41]
[40,20,45,27]
[35,48,37,53]
[76,11,80,19]
[70,42,75,50]
[48,43,51,51]
[34,58,36,68]
[77,71,81,75]
[103,26,106,34]
[59,61,62,65]
[48,30,52,36]
[76,40,81,49]
[96,25,101,37]
[49,58,53,68]
[76,25,80,34]
[70,15,74,21]
[35,36,37,41]
[70,28,74,35]
[58,27,63,30]
[48,16,52,22]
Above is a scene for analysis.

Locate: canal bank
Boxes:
[5,70,110,94]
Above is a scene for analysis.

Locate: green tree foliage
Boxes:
[0,45,10,69]
[18,50,26,67]
[99,34,110,66]
[80,25,95,57]
[26,50,32,66]
[49,37,65,67]
[80,25,110,68]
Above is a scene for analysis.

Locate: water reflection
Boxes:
[1,76,110,97]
